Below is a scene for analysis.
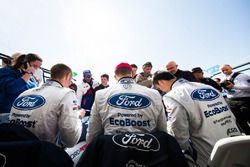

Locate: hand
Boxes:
[225,81,234,89]
[79,108,86,119]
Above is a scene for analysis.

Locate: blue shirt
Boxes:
[0,67,36,114]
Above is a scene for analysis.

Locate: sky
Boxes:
[0,0,249,84]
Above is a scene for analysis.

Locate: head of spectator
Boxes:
[166,61,178,75]
[26,53,43,85]
[26,53,43,70]
[11,54,30,71]
[83,70,92,83]
[51,63,72,88]
[130,64,138,79]
[114,62,132,80]
[220,64,233,76]
[153,71,176,92]
[191,67,204,81]
[100,74,109,86]
[142,62,153,75]
[12,53,42,72]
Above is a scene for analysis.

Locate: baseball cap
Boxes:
[83,70,92,78]
[115,62,132,71]
[83,70,91,74]
[192,67,203,73]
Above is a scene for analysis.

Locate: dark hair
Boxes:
[192,67,203,73]
[12,54,28,69]
[26,53,43,62]
[131,64,138,68]
[115,67,132,76]
[11,53,42,70]
[50,64,72,79]
[153,71,175,85]
[101,74,109,80]
[143,62,152,68]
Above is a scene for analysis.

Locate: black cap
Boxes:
[192,67,203,73]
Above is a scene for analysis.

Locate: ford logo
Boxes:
[0,153,6,167]
[191,88,219,101]
[13,95,46,110]
[112,133,160,152]
[108,93,151,110]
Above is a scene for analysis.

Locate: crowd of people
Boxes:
[1,53,250,166]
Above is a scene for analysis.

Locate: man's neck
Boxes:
[102,83,108,86]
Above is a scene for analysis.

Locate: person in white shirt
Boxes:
[86,62,167,144]
[9,63,84,148]
[76,70,99,116]
[153,71,241,167]
[220,64,250,134]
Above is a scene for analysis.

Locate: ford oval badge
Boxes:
[108,93,151,110]
[13,95,46,110]
[191,88,219,101]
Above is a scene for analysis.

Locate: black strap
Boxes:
[229,72,240,84]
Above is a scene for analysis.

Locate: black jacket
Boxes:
[175,69,197,82]
[200,78,222,92]
[77,131,188,167]
[0,123,73,167]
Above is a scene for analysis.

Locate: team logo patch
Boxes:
[0,153,6,167]
[191,88,219,101]
[120,78,134,84]
[126,160,145,167]
[112,133,160,152]
[13,95,46,110]
[108,93,151,110]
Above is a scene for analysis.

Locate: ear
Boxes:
[65,72,71,80]
[158,80,165,86]
[114,75,119,81]
[64,72,72,87]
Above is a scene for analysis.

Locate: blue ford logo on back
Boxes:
[191,88,219,101]
[13,95,46,110]
[108,93,151,110]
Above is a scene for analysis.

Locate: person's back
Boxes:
[9,64,83,148]
[153,71,241,167]
[86,63,167,144]
[165,79,241,166]
[96,78,165,134]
